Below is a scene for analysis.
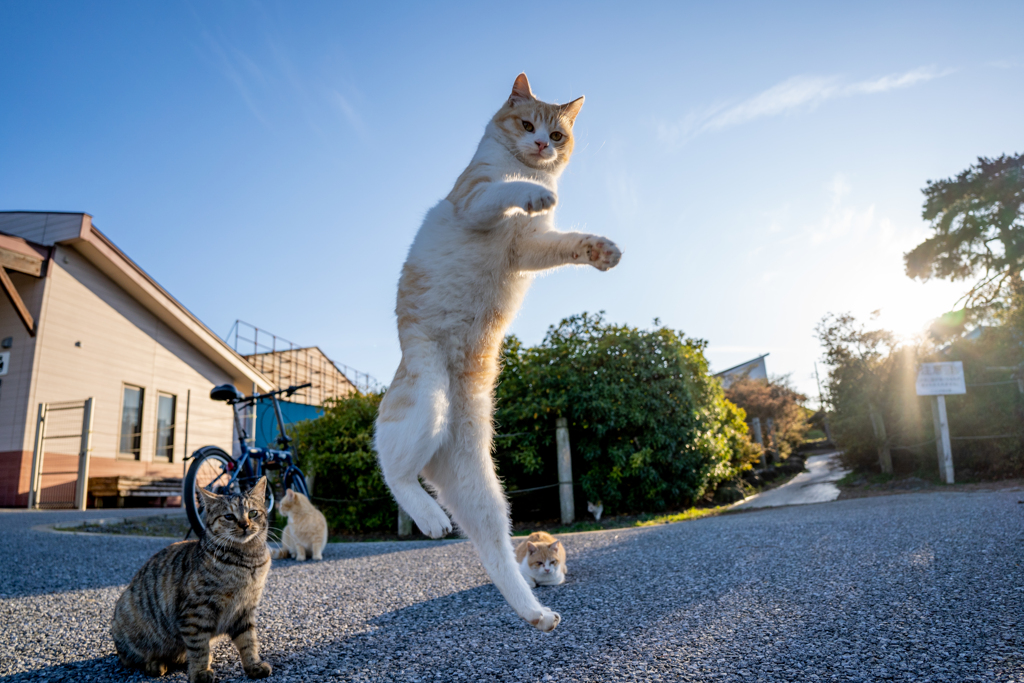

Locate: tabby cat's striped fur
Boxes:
[110,478,272,683]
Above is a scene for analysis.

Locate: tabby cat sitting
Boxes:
[110,478,273,683]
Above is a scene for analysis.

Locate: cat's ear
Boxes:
[549,540,561,551]
[247,477,268,502]
[197,486,221,505]
[526,542,538,554]
[508,73,534,107]
[559,96,584,126]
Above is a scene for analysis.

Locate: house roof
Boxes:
[0,211,274,392]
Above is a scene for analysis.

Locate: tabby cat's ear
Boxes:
[559,96,584,125]
[247,477,268,502]
[508,73,534,107]
[197,486,221,505]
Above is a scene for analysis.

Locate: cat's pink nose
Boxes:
[535,141,548,152]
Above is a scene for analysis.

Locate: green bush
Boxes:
[288,392,396,533]
[493,312,759,515]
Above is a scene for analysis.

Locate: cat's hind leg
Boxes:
[423,394,560,632]
[375,347,453,538]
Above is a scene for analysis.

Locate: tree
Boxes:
[493,312,759,515]
[723,375,810,460]
[904,153,1024,314]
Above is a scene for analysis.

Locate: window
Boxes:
[155,393,176,462]
[119,385,144,459]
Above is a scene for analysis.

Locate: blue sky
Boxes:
[2,1,1022,402]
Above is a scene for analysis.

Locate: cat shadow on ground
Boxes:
[0,654,130,682]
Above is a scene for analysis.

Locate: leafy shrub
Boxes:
[288,392,396,533]
[493,312,759,516]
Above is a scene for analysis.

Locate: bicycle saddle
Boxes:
[210,384,244,402]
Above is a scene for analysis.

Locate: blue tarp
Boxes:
[253,398,323,448]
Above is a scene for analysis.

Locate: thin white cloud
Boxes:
[658,66,951,145]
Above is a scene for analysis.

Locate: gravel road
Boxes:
[2,491,1022,682]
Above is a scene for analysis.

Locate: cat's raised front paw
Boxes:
[528,607,561,632]
[521,187,557,215]
[244,661,272,679]
[585,238,622,271]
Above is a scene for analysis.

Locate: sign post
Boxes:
[915,362,966,484]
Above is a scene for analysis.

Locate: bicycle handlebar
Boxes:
[229,382,313,405]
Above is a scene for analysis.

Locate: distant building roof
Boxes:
[714,354,769,389]
[244,346,357,406]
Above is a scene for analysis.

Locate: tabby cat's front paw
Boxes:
[528,607,561,632]
[244,661,272,679]
[585,238,621,271]
[191,669,216,683]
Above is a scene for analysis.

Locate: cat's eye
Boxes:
[248,510,259,519]
[522,120,534,132]
[549,131,563,142]
[224,514,236,521]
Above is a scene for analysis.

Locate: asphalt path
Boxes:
[733,453,849,510]
[1,490,1022,682]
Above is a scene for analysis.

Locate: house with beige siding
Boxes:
[0,212,273,507]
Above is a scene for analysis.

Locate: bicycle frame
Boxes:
[219,383,310,494]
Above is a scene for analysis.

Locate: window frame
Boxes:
[118,384,145,461]
[154,392,177,463]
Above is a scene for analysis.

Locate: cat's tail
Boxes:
[270,547,290,560]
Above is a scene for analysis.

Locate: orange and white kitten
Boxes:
[515,531,567,587]
[374,73,621,633]
[272,489,328,561]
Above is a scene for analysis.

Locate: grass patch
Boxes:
[633,506,727,527]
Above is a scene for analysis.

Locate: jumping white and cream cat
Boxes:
[374,73,621,633]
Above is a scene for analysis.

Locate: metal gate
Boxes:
[27,398,95,510]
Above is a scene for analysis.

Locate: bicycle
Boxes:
[183,382,312,537]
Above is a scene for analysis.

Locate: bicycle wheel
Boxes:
[183,447,238,536]
[283,466,310,498]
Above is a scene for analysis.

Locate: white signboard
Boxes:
[916,361,966,396]
[0,351,8,376]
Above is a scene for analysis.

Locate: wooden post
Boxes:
[28,403,47,509]
[74,398,95,510]
[931,395,954,484]
[555,417,574,526]
[397,508,412,536]
[867,403,893,474]
[751,417,766,468]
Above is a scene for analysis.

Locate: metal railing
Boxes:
[28,398,95,510]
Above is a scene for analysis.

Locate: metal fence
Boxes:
[28,398,95,510]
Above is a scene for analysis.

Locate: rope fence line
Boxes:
[311,481,580,506]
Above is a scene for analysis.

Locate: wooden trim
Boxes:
[0,267,35,335]
[0,234,44,276]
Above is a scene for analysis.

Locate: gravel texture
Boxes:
[1,491,1022,682]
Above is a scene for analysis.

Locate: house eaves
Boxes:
[0,211,274,392]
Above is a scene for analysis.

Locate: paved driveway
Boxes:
[1,491,1022,682]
